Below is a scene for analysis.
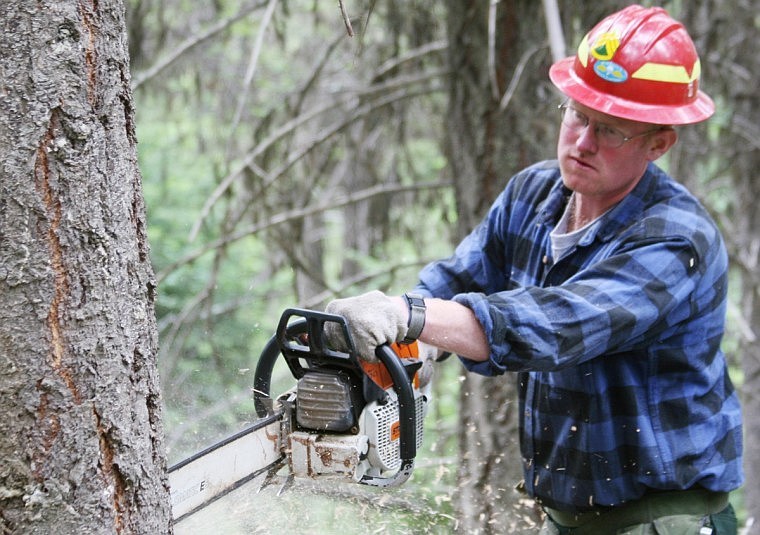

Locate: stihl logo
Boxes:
[170,479,207,506]
[390,421,400,441]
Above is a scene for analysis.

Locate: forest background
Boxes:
[128,0,758,532]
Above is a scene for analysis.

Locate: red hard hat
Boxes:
[549,5,714,125]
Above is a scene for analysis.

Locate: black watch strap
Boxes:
[401,293,426,344]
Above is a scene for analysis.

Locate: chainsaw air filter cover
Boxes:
[363,389,427,472]
[296,372,358,432]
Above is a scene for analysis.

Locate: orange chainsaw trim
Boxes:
[360,341,420,391]
[390,421,401,441]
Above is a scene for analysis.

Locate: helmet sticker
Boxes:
[590,32,620,61]
[594,61,628,83]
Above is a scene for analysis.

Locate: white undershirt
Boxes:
[549,193,607,261]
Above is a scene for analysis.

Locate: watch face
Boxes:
[405,293,425,308]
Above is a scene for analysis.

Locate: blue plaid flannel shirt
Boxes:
[416,160,744,512]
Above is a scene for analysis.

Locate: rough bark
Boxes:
[443,1,555,532]
[0,1,171,533]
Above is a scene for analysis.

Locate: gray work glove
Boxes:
[415,341,439,389]
[325,290,408,362]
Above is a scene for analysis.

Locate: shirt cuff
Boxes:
[452,292,509,376]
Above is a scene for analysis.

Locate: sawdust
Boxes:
[174,472,454,535]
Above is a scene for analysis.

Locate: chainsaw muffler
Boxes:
[295,372,361,432]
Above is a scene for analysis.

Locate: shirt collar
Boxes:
[538,162,660,243]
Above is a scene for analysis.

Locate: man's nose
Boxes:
[575,122,599,153]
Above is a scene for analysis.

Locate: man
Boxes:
[326,5,744,533]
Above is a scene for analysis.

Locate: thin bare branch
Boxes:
[338,0,354,37]
[264,83,446,187]
[302,259,435,308]
[131,0,269,90]
[158,283,214,380]
[488,1,548,112]
[373,40,447,81]
[488,0,500,101]
[728,299,758,343]
[230,0,279,131]
[498,45,545,112]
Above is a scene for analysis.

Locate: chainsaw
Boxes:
[168,308,431,523]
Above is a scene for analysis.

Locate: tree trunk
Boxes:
[443,1,556,532]
[0,1,172,533]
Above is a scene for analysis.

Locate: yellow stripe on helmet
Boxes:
[577,34,589,68]
[631,59,701,83]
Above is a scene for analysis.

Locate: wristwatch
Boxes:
[401,293,426,344]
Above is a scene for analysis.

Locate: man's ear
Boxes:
[647,127,678,161]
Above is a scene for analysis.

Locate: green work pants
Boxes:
[538,489,736,535]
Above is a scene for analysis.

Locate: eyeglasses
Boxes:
[558,103,663,148]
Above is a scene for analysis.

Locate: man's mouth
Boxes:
[569,154,595,171]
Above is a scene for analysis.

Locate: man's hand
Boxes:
[325,290,408,362]
[415,341,439,389]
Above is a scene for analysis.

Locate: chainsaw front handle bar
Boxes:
[253,326,296,419]
[374,343,417,462]
[359,343,416,487]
